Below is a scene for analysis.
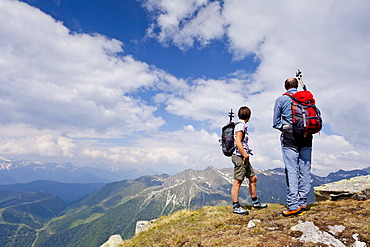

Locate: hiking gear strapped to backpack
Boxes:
[284,70,322,136]
[296,69,307,91]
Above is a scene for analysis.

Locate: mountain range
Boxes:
[0,156,369,247]
[0,180,105,202]
[0,157,155,184]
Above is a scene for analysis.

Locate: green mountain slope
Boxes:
[34,168,234,246]
[0,190,67,247]
[1,166,368,247]
[34,175,169,246]
[0,180,106,202]
[31,166,366,246]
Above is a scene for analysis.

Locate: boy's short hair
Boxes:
[238,106,251,120]
[285,78,298,90]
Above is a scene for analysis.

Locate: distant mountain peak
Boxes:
[0,156,44,170]
[0,157,109,184]
[0,156,11,162]
[0,157,12,170]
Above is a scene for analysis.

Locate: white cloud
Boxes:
[144,0,224,49]
[57,136,77,157]
[0,0,228,174]
[155,75,258,129]
[142,0,370,175]
[0,0,168,136]
[78,125,225,174]
[220,0,370,147]
[0,0,369,177]
[312,134,370,175]
[174,1,225,47]
[0,125,61,156]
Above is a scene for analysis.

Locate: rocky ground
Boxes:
[116,199,369,246]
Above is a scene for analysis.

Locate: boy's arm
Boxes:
[235,131,249,161]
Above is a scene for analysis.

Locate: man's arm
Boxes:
[273,97,282,130]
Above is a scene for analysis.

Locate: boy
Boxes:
[231,106,267,215]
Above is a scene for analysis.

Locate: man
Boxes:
[232,106,267,215]
[273,78,312,217]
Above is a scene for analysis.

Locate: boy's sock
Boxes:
[251,197,258,201]
[233,201,240,208]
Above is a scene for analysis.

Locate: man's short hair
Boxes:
[238,106,251,120]
[285,78,299,90]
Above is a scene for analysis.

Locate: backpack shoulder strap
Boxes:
[283,92,294,98]
[234,121,246,139]
[234,121,244,131]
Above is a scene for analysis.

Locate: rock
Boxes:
[135,220,156,235]
[291,221,345,247]
[247,219,261,228]
[314,175,370,201]
[352,233,367,247]
[100,234,123,247]
[328,225,345,236]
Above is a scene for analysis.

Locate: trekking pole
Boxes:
[228,109,234,122]
[296,69,307,91]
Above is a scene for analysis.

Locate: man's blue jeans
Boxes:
[281,145,312,210]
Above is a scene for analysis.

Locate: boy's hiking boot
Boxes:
[232,202,249,215]
[282,207,304,217]
[233,206,249,215]
[252,197,267,210]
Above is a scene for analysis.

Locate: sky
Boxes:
[0,0,369,176]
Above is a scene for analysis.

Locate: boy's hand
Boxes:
[243,155,249,164]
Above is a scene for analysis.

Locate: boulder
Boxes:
[291,221,367,247]
[314,175,370,201]
[100,234,123,247]
[135,219,156,235]
[291,221,346,247]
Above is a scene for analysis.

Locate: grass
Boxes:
[69,213,104,229]
[121,199,370,246]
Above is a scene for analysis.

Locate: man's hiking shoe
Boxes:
[252,197,267,209]
[233,206,249,215]
[282,208,304,217]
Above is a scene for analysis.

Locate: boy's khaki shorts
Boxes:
[231,154,255,181]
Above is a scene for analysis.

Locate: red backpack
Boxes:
[284,91,322,136]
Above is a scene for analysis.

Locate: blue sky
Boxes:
[1,0,370,176]
[25,0,256,79]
